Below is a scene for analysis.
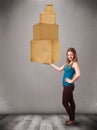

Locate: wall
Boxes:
[0,0,97,114]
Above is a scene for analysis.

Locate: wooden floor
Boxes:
[0,114,97,130]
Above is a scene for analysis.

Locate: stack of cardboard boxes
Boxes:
[30,4,60,63]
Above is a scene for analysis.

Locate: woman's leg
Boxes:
[62,86,75,121]
[69,92,76,121]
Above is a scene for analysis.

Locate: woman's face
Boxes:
[67,51,74,62]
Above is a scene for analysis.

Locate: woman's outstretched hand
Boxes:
[50,64,54,66]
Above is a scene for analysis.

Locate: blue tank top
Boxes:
[62,64,75,86]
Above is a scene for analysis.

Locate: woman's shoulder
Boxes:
[72,61,78,66]
[73,61,78,65]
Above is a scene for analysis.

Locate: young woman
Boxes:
[50,47,80,126]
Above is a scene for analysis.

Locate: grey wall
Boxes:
[0,0,97,114]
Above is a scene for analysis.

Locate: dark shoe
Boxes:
[65,120,75,126]
[65,120,70,123]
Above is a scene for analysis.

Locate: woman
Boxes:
[50,47,80,126]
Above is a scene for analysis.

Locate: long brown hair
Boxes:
[66,47,78,63]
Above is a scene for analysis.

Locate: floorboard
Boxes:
[0,114,97,130]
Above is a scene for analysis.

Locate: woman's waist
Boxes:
[63,74,74,79]
[62,76,74,86]
[62,81,74,86]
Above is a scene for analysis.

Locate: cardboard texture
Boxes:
[30,40,60,63]
[40,14,56,24]
[45,4,54,12]
[30,4,60,63]
[40,4,56,24]
[33,23,58,40]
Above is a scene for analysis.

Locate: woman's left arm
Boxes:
[66,62,81,83]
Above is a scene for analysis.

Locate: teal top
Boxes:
[62,64,75,87]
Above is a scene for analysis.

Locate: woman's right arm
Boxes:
[50,64,66,72]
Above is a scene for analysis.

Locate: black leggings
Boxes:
[62,85,76,121]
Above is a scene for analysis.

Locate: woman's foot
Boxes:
[65,120,75,126]
[65,120,70,123]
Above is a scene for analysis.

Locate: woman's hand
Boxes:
[50,64,54,66]
[65,78,72,84]
[50,64,65,71]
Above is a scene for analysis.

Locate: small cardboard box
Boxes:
[45,4,54,12]
[40,4,56,24]
[40,14,56,24]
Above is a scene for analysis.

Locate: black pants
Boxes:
[62,85,76,121]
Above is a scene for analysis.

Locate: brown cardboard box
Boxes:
[52,40,60,63]
[40,13,56,24]
[45,4,54,12]
[30,4,60,64]
[33,23,58,40]
[30,40,60,63]
[40,4,56,24]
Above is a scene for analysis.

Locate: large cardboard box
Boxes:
[52,40,60,62]
[33,23,58,40]
[30,40,60,64]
